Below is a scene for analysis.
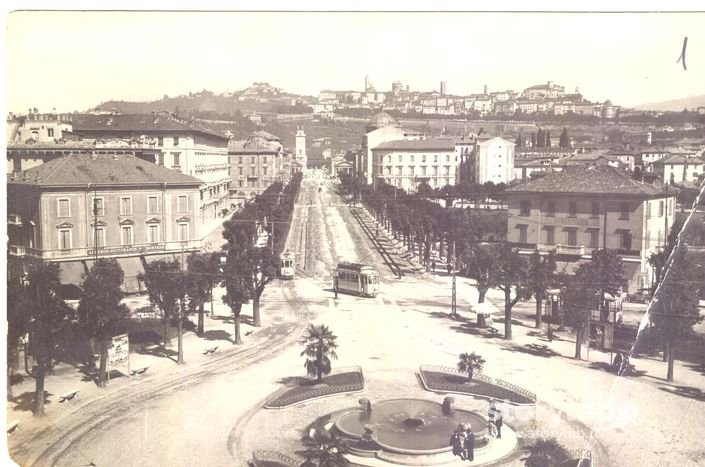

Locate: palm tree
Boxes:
[457,352,486,381]
[524,437,571,467]
[300,324,339,383]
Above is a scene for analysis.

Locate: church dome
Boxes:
[366,112,398,132]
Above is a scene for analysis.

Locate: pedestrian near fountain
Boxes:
[450,432,464,459]
[464,429,475,461]
[494,409,503,439]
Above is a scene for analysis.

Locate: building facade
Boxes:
[651,155,704,184]
[72,113,230,226]
[504,165,678,292]
[372,139,457,191]
[472,137,516,185]
[7,153,203,292]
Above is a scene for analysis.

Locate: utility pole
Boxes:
[451,241,457,319]
[177,244,185,364]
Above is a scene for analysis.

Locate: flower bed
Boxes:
[250,450,300,467]
[265,367,364,409]
[419,365,536,405]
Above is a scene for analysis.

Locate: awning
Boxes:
[117,256,145,293]
[142,253,179,265]
[58,260,89,285]
[622,261,642,289]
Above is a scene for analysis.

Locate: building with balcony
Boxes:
[372,139,457,191]
[228,141,291,204]
[504,165,678,292]
[72,112,230,226]
[7,153,203,292]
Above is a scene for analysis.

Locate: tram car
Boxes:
[279,251,295,279]
[334,262,379,297]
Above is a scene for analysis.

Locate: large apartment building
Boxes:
[7,153,203,293]
[504,165,678,292]
[72,113,230,226]
[372,139,457,191]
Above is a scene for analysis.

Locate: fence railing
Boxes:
[251,450,300,467]
[265,366,364,409]
[420,365,536,403]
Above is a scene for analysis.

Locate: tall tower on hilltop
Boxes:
[365,75,370,92]
[440,81,447,96]
[295,126,307,170]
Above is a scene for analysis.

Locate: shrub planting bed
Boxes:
[265,367,364,408]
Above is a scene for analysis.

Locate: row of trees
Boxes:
[514,127,571,149]
[8,173,303,416]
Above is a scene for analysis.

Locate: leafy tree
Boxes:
[457,352,486,381]
[222,251,251,345]
[139,259,184,361]
[527,251,557,329]
[243,247,278,327]
[650,246,705,381]
[416,181,434,199]
[25,262,75,416]
[297,430,349,467]
[77,259,130,387]
[496,244,531,339]
[536,128,545,148]
[559,127,570,149]
[300,324,339,383]
[7,278,32,398]
[589,249,624,318]
[462,244,503,304]
[524,437,571,467]
[186,252,220,335]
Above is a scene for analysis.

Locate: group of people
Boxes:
[449,424,475,462]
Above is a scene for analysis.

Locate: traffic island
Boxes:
[419,365,536,406]
[264,366,365,409]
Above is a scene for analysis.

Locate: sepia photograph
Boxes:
[3,4,705,466]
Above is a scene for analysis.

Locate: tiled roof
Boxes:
[372,139,456,151]
[8,153,202,187]
[505,165,676,196]
[654,155,705,165]
[72,113,228,140]
[252,130,282,141]
[228,141,278,153]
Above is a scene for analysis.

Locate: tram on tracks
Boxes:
[334,262,379,297]
[279,251,295,279]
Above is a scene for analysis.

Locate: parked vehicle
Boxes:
[624,288,651,304]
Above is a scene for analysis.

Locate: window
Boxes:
[177,195,188,213]
[422,155,426,163]
[446,154,450,162]
[172,152,181,168]
[445,166,450,175]
[434,155,438,163]
[619,202,630,220]
[409,166,415,176]
[591,201,600,218]
[566,228,577,246]
[422,166,427,176]
[657,230,664,245]
[120,197,132,215]
[568,201,577,218]
[619,231,632,250]
[239,156,243,164]
[433,166,438,175]
[156,153,164,166]
[410,155,414,163]
[178,222,189,242]
[92,197,105,217]
[149,224,160,244]
[659,200,664,217]
[157,136,163,146]
[58,198,70,218]
[59,229,72,250]
[518,224,528,243]
[646,202,652,219]
[588,229,599,248]
[380,155,385,163]
[238,180,243,188]
[387,155,391,163]
[398,155,402,163]
[520,200,531,216]
[546,201,555,217]
[148,196,159,214]
[47,128,54,138]
[545,226,555,245]
[251,156,256,164]
[263,167,268,176]
[239,167,243,175]
[92,226,106,247]
[121,225,133,245]
[173,136,179,146]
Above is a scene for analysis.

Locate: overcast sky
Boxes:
[5,10,705,113]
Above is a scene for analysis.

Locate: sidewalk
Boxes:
[6,281,298,445]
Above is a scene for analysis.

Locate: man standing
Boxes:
[494,409,503,439]
[464,429,475,461]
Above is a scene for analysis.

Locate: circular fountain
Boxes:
[335,398,488,454]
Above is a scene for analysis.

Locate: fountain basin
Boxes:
[335,398,487,454]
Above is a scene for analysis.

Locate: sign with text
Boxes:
[108,334,129,366]
[87,244,166,257]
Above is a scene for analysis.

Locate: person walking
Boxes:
[464,429,475,461]
[494,409,503,439]
[431,260,436,274]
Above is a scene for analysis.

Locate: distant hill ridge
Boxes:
[635,94,705,112]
